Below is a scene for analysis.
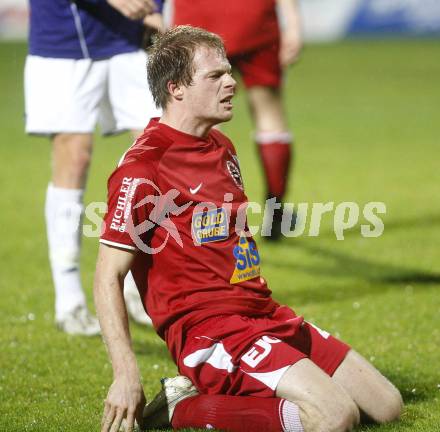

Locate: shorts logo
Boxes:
[226,159,244,190]
[241,336,281,368]
[230,232,260,284]
[192,208,229,244]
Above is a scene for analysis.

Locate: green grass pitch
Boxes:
[0,39,439,431]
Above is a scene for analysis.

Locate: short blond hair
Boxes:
[147,25,226,109]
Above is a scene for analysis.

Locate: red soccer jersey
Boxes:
[173,0,279,56]
[100,119,278,360]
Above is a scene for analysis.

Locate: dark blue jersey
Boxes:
[28,0,162,60]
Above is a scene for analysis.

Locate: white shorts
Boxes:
[24,51,161,135]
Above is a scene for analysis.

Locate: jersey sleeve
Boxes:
[100,162,158,251]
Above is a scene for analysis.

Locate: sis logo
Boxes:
[230,233,260,284]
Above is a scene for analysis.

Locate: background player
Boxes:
[172,0,302,239]
[94,26,403,432]
[25,0,163,334]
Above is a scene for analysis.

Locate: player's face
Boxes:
[184,46,236,124]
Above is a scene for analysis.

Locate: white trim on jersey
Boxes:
[99,239,137,251]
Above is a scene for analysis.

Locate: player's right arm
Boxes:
[94,244,145,432]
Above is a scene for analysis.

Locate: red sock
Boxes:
[172,395,303,432]
[256,132,293,200]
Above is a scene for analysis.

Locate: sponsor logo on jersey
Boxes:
[226,159,244,190]
[110,177,140,233]
[192,207,229,244]
[230,232,260,284]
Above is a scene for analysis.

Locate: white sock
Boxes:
[45,183,86,320]
[279,400,304,432]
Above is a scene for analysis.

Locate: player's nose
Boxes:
[224,73,237,91]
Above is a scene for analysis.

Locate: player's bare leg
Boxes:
[47,132,100,335]
[276,358,360,431]
[247,85,287,133]
[247,85,294,239]
[332,350,403,423]
[52,133,92,189]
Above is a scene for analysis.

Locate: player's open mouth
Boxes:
[220,95,233,107]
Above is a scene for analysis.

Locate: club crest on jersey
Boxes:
[226,159,244,190]
[192,208,229,244]
[230,232,260,284]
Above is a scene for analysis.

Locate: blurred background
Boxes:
[2,0,440,40]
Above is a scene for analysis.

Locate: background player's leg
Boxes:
[247,86,293,239]
[46,132,99,335]
[276,358,360,431]
[248,85,292,199]
[52,133,92,188]
[332,350,403,423]
[248,85,288,136]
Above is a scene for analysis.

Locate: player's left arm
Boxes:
[277,0,303,67]
[94,244,145,432]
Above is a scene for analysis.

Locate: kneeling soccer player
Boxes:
[94,26,403,432]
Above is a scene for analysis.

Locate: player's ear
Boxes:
[167,81,184,101]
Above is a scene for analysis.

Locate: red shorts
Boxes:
[178,306,350,397]
[230,42,282,89]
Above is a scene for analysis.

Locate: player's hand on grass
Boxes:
[280,28,303,67]
[107,0,156,21]
[101,376,146,432]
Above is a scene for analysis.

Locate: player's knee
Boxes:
[296,401,325,431]
[69,148,92,177]
[324,400,359,432]
[370,386,403,424]
[299,399,359,432]
[53,134,92,181]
